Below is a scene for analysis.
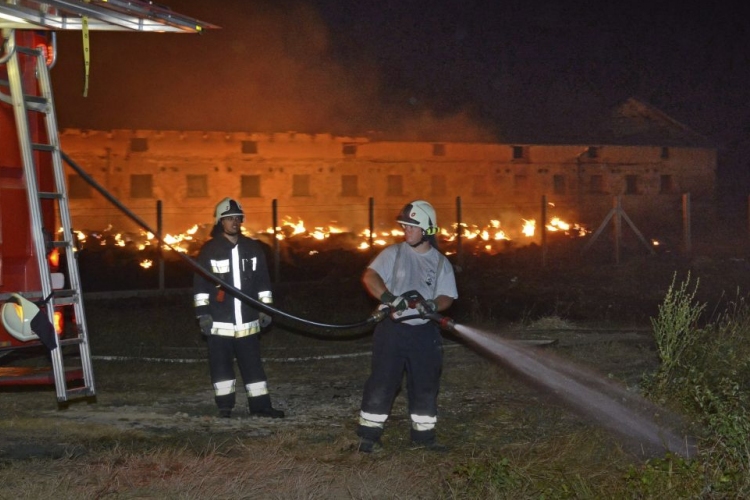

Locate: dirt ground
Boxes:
[1,239,749,497]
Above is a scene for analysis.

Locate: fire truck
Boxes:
[0,1,215,405]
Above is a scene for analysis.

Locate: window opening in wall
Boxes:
[589,174,603,193]
[241,140,258,154]
[68,174,92,199]
[342,143,357,156]
[293,174,311,197]
[660,174,673,194]
[432,143,445,156]
[130,137,148,152]
[387,175,403,196]
[341,175,358,196]
[431,174,447,196]
[130,174,153,198]
[553,174,566,195]
[661,147,669,159]
[625,174,639,194]
[186,175,208,198]
[241,175,261,197]
[512,146,525,160]
[586,146,599,158]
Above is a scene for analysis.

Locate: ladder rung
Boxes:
[15,46,43,56]
[59,338,84,347]
[53,297,77,307]
[24,94,49,105]
[53,288,78,298]
[39,192,63,199]
[61,386,94,401]
[24,95,50,113]
[32,143,57,152]
[50,240,72,248]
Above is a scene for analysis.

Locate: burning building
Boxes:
[59,98,715,243]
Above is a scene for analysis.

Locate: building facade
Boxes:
[59,98,716,240]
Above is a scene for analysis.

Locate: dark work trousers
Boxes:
[358,317,443,442]
[207,334,270,411]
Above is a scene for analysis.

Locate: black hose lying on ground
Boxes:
[61,151,382,334]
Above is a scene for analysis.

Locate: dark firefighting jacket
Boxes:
[193,234,272,337]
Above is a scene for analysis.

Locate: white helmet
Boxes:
[214,197,244,225]
[396,200,438,235]
[2,293,41,342]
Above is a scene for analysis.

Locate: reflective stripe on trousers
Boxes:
[245,381,268,397]
[411,413,437,431]
[214,379,235,397]
[359,410,388,429]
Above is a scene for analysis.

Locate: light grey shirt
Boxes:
[369,242,458,325]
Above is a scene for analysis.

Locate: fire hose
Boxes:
[374,291,458,332]
[61,151,407,334]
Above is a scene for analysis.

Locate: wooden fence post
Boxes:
[682,193,692,255]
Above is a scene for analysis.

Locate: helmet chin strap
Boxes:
[409,231,428,248]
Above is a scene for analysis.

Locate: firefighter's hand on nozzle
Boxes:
[259,312,272,328]
[416,299,438,318]
[198,314,213,336]
[380,290,396,304]
[380,290,407,312]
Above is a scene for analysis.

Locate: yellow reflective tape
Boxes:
[82,15,90,97]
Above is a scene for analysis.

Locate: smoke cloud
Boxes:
[50,0,493,142]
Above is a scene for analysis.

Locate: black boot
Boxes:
[248,394,284,418]
[250,406,285,418]
[358,437,383,453]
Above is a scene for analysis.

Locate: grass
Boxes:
[3,255,750,497]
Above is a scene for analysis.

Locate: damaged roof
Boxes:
[492,97,713,148]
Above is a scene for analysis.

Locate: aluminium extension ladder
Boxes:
[3,31,95,404]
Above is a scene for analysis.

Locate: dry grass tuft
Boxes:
[526,315,575,330]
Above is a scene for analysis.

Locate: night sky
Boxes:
[50,0,750,198]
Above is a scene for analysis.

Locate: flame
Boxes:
[522,219,535,237]
[70,212,589,263]
[54,311,63,335]
[48,248,60,268]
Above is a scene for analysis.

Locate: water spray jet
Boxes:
[398,310,695,458]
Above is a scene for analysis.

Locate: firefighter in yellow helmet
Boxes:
[193,197,284,419]
[356,200,458,452]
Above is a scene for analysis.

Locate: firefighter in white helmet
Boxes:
[193,197,284,418]
[356,200,458,452]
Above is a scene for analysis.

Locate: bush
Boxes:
[643,274,750,496]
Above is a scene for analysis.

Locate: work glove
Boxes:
[380,290,407,312]
[381,290,411,312]
[380,290,396,304]
[416,299,438,318]
[259,312,272,328]
[198,314,213,336]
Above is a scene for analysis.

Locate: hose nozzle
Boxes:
[368,307,389,324]
[423,311,456,332]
